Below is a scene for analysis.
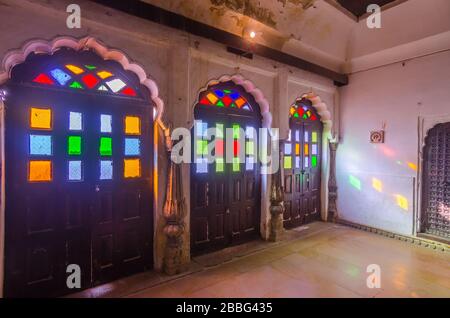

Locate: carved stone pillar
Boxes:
[328,142,338,222]
[269,155,284,242]
[162,133,186,275]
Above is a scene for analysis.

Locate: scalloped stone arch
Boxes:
[193,74,272,128]
[0,36,166,128]
[296,92,332,125]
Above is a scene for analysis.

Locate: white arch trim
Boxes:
[298,92,332,124]
[194,74,272,128]
[0,36,166,129]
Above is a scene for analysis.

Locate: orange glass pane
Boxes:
[29,160,52,182]
[304,144,309,156]
[206,93,218,104]
[125,116,141,135]
[235,97,245,108]
[66,64,84,75]
[124,159,141,178]
[30,107,52,129]
[97,71,113,79]
[295,144,300,155]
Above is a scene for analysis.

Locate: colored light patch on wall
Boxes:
[125,138,141,156]
[30,107,52,129]
[395,194,408,211]
[68,136,82,155]
[284,156,292,169]
[69,112,82,131]
[372,178,383,192]
[349,175,361,191]
[124,159,141,178]
[68,161,82,181]
[99,137,112,156]
[125,116,140,135]
[407,162,418,171]
[29,160,52,182]
[50,68,72,85]
[100,160,113,180]
[101,114,112,133]
[29,135,52,155]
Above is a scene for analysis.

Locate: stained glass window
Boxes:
[30,135,52,156]
[124,159,141,178]
[68,161,82,181]
[100,160,113,180]
[289,98,319,121]
[68,136,82,155]
[199,88,253,111]
[29,160,52,182]
[30,107,52,129]
[69,112,83,131]
[32,63,140,97]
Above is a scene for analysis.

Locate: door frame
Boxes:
[0,36,166,297]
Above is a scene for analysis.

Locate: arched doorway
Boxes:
[190,81,262,255]
[282,98,323,228]
[3,47,154,297]
[421,123,450,242]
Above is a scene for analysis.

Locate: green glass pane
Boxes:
[231,103,237,108]
[68,136,81,155]
[69,81,84,89]
[246,141,254,155]
[85,65,96,70]
[197,140,208,155]
[216,123,224,138]
[311,155,317,167]
[216,158,224,172]
[312,132,318,143]
[216,100,225,107]
[232,157,240,172]
[303,114,308,119]
[284,156,292,169]
[233,124,240,139]
[223,89,231,94]
[99,137,112,156]
[294,113,299,118]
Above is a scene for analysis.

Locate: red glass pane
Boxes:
[200,97,212,105]
[233,140,240,156]
[81,74,99,89]
[222,95,232,107]
[122,87,137,96]
[215,139,224,156]
[311,114,317,121]
[298,107,305,116]
[33,73,54,85]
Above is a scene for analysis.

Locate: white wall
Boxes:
[337,50,450,235]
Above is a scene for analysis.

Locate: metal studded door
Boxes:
[421,123,450,241]
[190,83,261,255]
[283,98,322,229]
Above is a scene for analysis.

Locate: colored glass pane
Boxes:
[216,158,224,172]
[50,68,72,85]
[215,139,224,156]
[295,156,300,168]
[206,93,218,104]
[245,126,255,139]
[215,90,225,97]
[85,65,96,70]
[68,161,82,181]
[106,79,126,92]
[29,160,52,182]
[284,156,292,169]
[312,144,318,155]
[66,64,84,75]
[197,140,208,156]
[287,130,291,141]
[222,95,232,106]
[196,158,208,173]
[69,112,82,131]
[232,124,240,139]
[99,137,112,156]
[68,136,82,155]
[69,81,84,89]
[295,130,300,141]
[30,108,51,129]
[196,121,207,137]
[304,157,309,168]
[216,123,224,138]
[232,157,240,172]
[246,156,255,171]
[312,132,318,143]
[311,156,317,167]
[82,74,99,89]
[125,116,140,135]
[284,143,292,155]
[125,138,141,156]
[235,97,245,108]
[304,144,309,156]
[100,160,113,180]
[295,143,300,155]
[30,135,52,155]
[122,87,137,96]
[101,114,112,133]
[223,89,231,94]
[290,106,296,116]
[230,91,239,99]
[124,159,141,178]
[242,105,251,111]
[98,85,108,92]
[293,113,299,118]
[246,141,254,155]
[233,140,240,157]
[33,73,54,85]
[97,71,113,79]
[216,100,225,107]
[304,131,309,142]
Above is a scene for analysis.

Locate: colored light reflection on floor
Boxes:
[395,194,409,211]
[372,178,383,192]
[349,175,361,191]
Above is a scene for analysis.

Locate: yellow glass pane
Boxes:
[304,144,309,156]
[29,160,52,182]
[30,107,52,129]
[295,144,300,155]
[97,71,113,79]
[312,132,318,143]
[66,64,84,75]
[206,93,218,104]
[124,159,141,178]
[125,116,141,135]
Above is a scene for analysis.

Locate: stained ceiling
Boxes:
[336,0,399,18]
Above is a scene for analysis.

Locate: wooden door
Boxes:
[190,84,261,255]
[421,123,450,241]
[283,99,322,228]
[4,49,153,297]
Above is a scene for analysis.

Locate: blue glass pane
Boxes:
[312,144,318,155]
[284,143,292,155]
[50,68,72,86]
[296,156,301,168]
[295,130,300,142]
[230,91,239,99]
[245,126,255,139]
[195,120,207,137]
[100,160,113,180]
[30,135,52,155]
[304,157,309,168]
[68,161,82,181]
[125,138,141,156]
[304,131,309,143]
[196,158,208,173]
[215,90,225,98]
[69,112,82,131]
[101,114,112,133]
[246,156,255,171]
